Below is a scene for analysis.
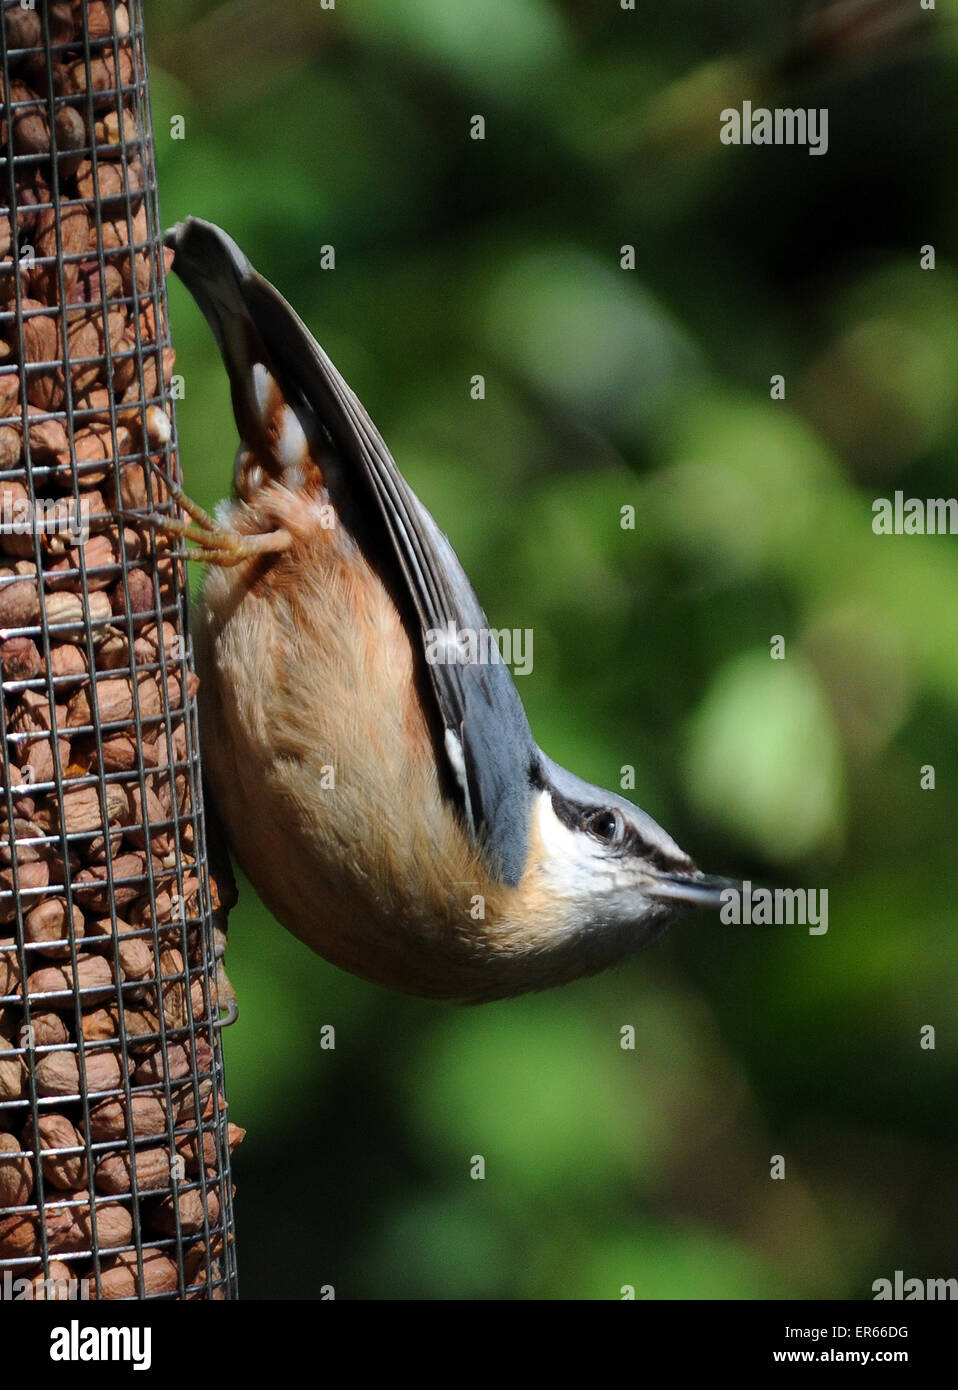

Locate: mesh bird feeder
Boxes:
[0,0,239,1300]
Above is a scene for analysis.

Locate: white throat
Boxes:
[534,790,627,905]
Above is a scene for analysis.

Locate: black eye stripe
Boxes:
[639,842,680,872]
[549,787,686,869]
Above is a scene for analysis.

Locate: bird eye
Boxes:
[585,809,624,846]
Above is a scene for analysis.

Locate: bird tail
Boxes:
[164,218,256,362]
[164,217,320,486]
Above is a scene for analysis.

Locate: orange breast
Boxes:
[195,480,522,997]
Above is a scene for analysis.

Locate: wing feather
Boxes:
[167,218,537,885]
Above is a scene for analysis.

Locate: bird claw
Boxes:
[212,932,239,1027]
[122,459,293,568]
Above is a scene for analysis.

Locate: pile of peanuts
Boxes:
[0,1,239,1299]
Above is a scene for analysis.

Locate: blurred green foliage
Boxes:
[146,0,958,1298]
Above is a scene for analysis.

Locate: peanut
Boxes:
[0,1132,33,1207]
[44,1195,132,1254]
[32,1112,87,1190]
[96,1247,178,1300]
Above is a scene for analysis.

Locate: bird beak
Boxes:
[643,871,739,910]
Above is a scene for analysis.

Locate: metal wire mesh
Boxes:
[0,0,238,1300]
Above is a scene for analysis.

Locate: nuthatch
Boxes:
[161,217,733,1004]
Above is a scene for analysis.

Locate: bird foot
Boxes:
[125,461,293,568]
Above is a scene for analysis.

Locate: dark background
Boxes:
[147,0,958,1298]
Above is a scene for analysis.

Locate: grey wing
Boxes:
[411,506,541,887]
[167,218,539,886]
